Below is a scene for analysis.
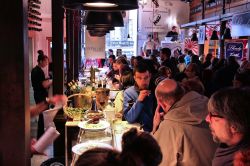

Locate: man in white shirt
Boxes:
[143,34,155,57]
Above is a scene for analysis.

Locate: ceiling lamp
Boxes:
[210,30,219,40]
[83,11,124,27]
[83,0,118,7]
[88,30,107,37]
[191,32,198,41]
[222,28,232,40]
[87,26,114,31]
[63,0,138,11]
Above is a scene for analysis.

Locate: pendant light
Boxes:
[222,28,232,40]
[83,0,118,7]
[83,11,124,27]
[63,0,138,11]
[191,32,198,41]
[87,26,114,31]
[210,30,219,40]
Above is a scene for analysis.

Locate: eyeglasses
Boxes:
[208,112,224,120]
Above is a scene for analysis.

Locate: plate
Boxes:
[72,142,113,155]
[78,120,110,131]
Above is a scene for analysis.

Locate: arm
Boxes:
[42,79,52,89]
[30,101,48,117]
[123,91,144,123]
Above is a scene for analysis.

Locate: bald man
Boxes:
[153,79,217,166]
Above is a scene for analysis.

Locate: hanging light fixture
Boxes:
[191,32,198,41]
[222,28,232,40]
[210,30,219,40]
[83,11,124,27]
[63,0,138,11]
[83,0,117,7]
[87,26,114,31]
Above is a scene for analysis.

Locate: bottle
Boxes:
[97,79,102,88]
[91,97,97,112]
[91,66,96,83]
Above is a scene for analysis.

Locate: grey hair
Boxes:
[208,87,250,135]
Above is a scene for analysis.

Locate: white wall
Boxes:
[138,0,190,54]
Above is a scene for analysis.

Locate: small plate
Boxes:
[72,142,113,155]
[78,120,110,131]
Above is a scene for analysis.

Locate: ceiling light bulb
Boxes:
[84,2,118,7]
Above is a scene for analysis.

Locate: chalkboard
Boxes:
[225,42,243,60]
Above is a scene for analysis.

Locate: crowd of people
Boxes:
[101,47,250,166]
[30,47,250,165]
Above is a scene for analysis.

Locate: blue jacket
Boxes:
[123,86,156,132]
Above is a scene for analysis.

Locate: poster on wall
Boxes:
[85,31,105,59]
[225,42,244,60]
[185,39,198,55]
[198,25,205,44]
[138,0,189,33]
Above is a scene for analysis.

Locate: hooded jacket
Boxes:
[153,91,217,166]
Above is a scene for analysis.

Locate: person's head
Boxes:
[184,48,189,54]
[37,50,44,56]
[112,60,119,71]
[134,56,143,68]
[37,54,48,68]
[116,57,128,71]
[147,34,152,41]
[160,48,171,61]
[120,71,134,90]
[133,64,151,90]
[108,49,114,55]
[181,79,205,95]
[75,147,120,166]
[205,53,213,61]
[206,87,250,146]
[108,54,116,65]
[172,26,177,32]
[158,66,172,78]
[178,55,185,64]
[187,50,193,56]
[185,63,200,79]
[233,69,250,88]
[120,128,162,166]
[155,79,185,112]
[130,56,136,67]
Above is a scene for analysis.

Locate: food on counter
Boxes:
[86,111,104,119]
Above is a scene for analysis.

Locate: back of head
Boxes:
[75,148,120,166]
[234,69,250,87]
[109,54,116,60]
[117,57,128,65]
[208,87,250,139]
[37,54,48,63]
[120,128,162,166]
[161,48,171,58]
[37,50,44,56]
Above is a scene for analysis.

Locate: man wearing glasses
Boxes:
[206,87,250,166]
[153,79,217,166]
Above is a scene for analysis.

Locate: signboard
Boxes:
[225,42,243,59]
[232,12,250,37]
[85,31,105,59]
[198,25,206,44]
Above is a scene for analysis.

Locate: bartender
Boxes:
[166,26,178,41]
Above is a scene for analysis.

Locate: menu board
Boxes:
[225,42,243,60]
